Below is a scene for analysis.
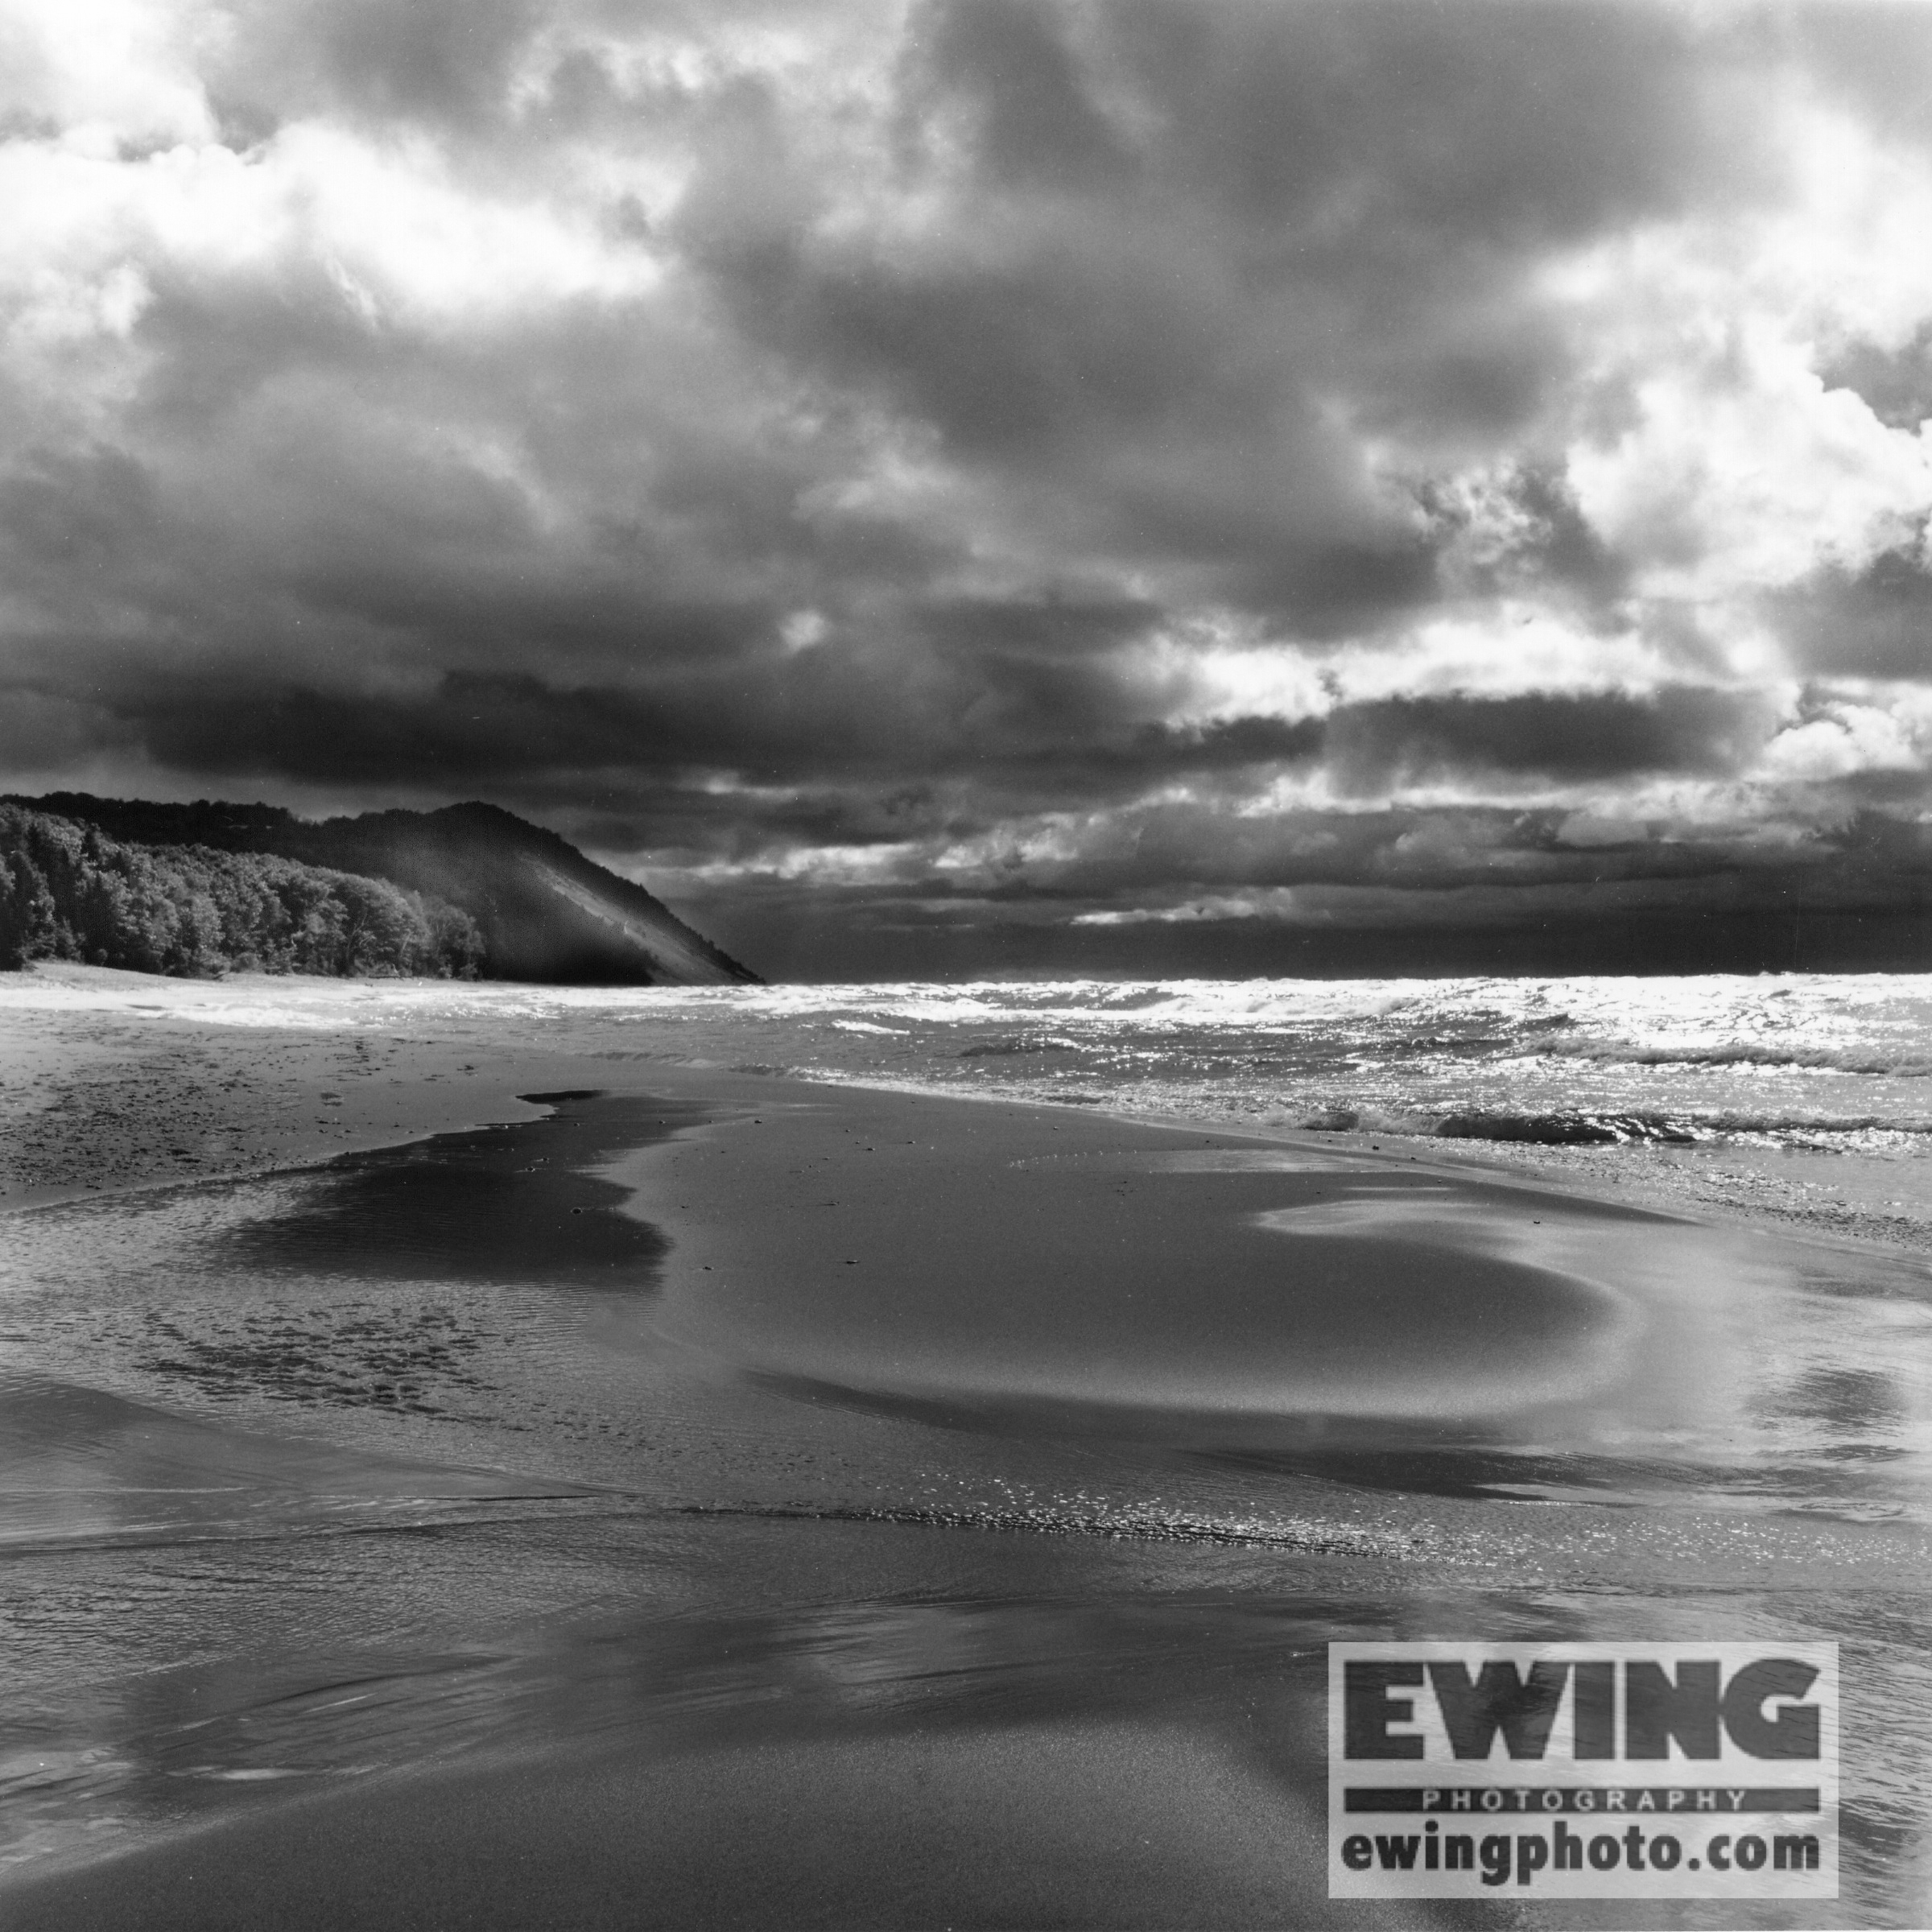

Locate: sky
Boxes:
[2,0,1930,978]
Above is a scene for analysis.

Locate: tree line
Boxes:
[0,804,485,978]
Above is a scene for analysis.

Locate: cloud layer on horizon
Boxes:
[2,0,1930,972]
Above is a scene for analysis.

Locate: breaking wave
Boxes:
[1294,1107,1932,1147]
[1542,1040,1932,1078]
[36,967,1927,1167]
[957,1034,1083,1058]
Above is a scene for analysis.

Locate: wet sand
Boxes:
[4,968,1931,1928]
[2,1719,1353,1932]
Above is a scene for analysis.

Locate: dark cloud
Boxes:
[0,1,1928,972]
[674,807,1932,980]
[71,642,1778,817]
[1773,549,1932,681]
[1820,326,1932,433]
[211,0,548,138]
[1326,687,1776,793]
[1102,0,1769,245]
[914,0,1137,194]
[677,0,1785,634]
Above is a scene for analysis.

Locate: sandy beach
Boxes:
[3,966,1930,1929]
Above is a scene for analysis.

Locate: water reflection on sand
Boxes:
[4,1082,1931,1928]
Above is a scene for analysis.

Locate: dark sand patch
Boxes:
[213,1091,708,1289]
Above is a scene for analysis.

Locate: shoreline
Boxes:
[4,968,1930,1927]
[4,963,1922,1272]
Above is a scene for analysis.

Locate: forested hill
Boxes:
[3,795,760,985]
[1,804,485,978]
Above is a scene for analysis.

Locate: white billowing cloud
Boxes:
[0,114,663,346]
[0,0,221,151]
[1329,612,1677,706]
[1565,320,1932,606]
[1133,618,1331,726]
[1555,82,1932,633]
[1754,680,1932,783]
[1757,706,1918,782]
[290,123,668,318]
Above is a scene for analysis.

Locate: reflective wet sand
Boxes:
[4,1072,1930,1927]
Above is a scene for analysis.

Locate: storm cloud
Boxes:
[2,0,1929,973]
